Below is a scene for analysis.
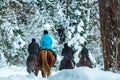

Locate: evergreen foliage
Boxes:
[0,0,100,65]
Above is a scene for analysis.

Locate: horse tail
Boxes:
[41,50,50,77]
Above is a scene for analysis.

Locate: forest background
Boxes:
[0,0,102,69]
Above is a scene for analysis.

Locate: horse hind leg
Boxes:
[41,68,50,78]
[34,65,37,76]
[43,65,50,78]
[27,62,32,73]
[34,70,38,76]
[34,66,40,76]
[46,66,51,77]
[27,67,31,73]
[41,64,49,78]
[41,69,46,78]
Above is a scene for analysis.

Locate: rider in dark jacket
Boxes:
[80,44,90,65]
[61,43,75,65]
[62,43,74,59]
[28,38,40,55]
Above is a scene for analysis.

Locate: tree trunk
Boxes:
[98,0,120,71]
[66,0,70,19]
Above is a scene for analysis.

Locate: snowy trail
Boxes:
[0,65,59,80]
[0,65,120,80]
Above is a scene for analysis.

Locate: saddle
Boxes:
[41,49,57,60]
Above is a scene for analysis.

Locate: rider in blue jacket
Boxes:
[40,30,57,60]
[40,30,52,49]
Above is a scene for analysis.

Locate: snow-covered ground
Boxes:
[0,65,120,80]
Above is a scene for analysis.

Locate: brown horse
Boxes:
[77,58,91,68]
[37,50,55,78]
[59,57,75,70]
[26,54,40,76]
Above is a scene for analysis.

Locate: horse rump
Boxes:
[77,58,91,68]
[26,54,39,75]
[59,58,75,70]
[37,50,55,78]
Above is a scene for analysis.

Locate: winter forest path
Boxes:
[0,65,120,80]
